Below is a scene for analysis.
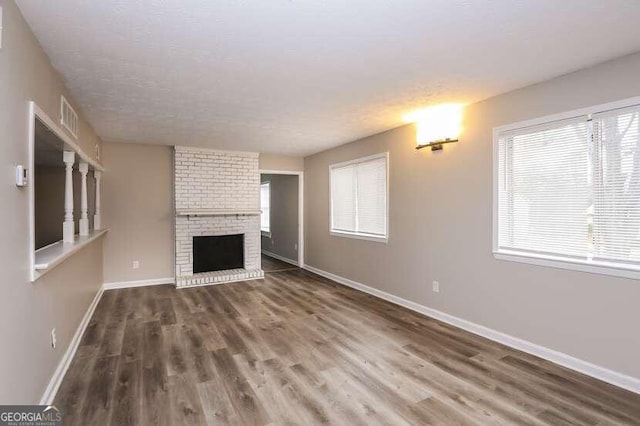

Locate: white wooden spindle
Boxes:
[79,162,89,236]
[63,151,75,243]
[94,170,102,230]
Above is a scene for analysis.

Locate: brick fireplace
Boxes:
[173,146,263,288]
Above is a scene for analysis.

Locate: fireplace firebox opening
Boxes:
[192,234,244,273]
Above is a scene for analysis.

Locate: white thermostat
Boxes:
[16,165,28,187]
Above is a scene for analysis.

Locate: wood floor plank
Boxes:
[503,352,640,418]
[499,355,640,425]
[53,350,97,426]
[197,374,241,425]
[141,320,171,426]
[408,396,479,426]
[168,374,206,426]
[110,360,142,426]
[261,255,298,272]
[384,347,543,425]
[319,366,413,425]
[53,259,640,425]
[125,288,146,322]
[98,319,126,358]
[158,298,178,326]
[80,290,117,346]
[246,358,319,425]
[191,312,227,352]
[259,358,331,424]
[212,313,259,361]
[290,363,370,426]
[80,355,119,426]
[121,319,144,363]
[163,324,188,376]
[209,348,271,425]
[180,322,218,383]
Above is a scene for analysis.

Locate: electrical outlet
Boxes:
[132,260,139,269]
[432,280,440,293]
[51,328,57,349]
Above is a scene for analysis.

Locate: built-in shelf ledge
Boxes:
[33,229,109,281]
[176,209,261,217]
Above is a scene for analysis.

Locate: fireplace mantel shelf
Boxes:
[176,209,261,217]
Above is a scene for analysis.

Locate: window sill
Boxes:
[32,229,109,282]
[494,249,640,280]
[261,231,271,238]
[330,230,388,243]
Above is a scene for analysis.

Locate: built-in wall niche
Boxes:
[34,119,83,249]
[28,102,107,282]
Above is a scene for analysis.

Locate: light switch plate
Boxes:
[16,165,28,187]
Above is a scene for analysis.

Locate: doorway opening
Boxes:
[259,170,303,272]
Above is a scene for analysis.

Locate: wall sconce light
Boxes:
[405,104,464,151]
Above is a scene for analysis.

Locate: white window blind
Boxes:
[330,153,388,240]
[260,182,270,233]
[496,104,640,272]
[592,106,640,264]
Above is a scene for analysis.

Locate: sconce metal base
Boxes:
[416,138,458,151]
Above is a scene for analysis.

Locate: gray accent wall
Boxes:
[261,174,299,263]
[304,52,640,380]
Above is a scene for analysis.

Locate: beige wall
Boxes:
[102,142,174,283]
[99,146,302,283]
[259,153,304,171]
[0,0,104,403]
[304,52,640,380]
[261,174,299,262]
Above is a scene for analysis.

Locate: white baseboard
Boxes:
[102,277,175,290]
[40,287,104,405]
[261,250,299,267]
[303,264,640,395]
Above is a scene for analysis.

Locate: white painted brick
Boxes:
[174,146,261,287]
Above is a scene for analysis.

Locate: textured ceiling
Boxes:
[17,0,640,156]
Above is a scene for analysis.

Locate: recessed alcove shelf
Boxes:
[34,229,108,280]
[28,101,106,282]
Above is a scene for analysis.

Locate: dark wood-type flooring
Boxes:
[260,254,298,273]
[55,262,640,425]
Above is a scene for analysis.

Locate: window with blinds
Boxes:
[330,153,388,241]
[260,182,270,234]
[495,102,640,275]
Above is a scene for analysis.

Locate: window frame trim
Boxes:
[492,96,640,280]
[329,152,389,243]
[260,180,271,237]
